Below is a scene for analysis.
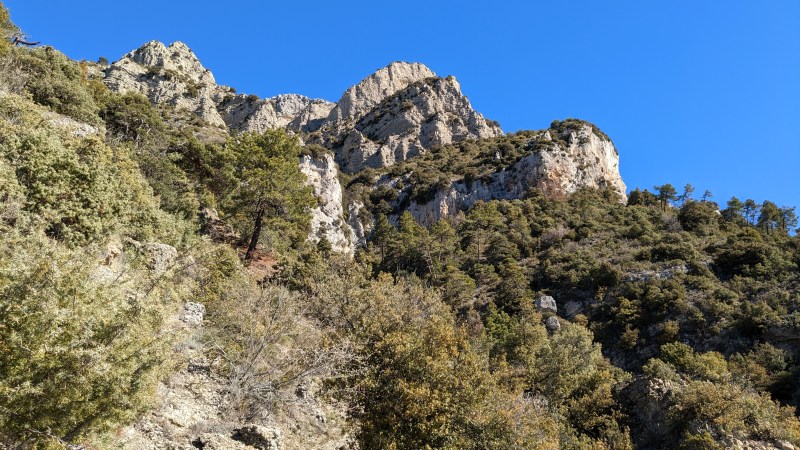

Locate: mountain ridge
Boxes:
[102,40,626,254]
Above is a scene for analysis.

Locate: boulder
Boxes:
[142,242,178,276]
[545,316,561,332]
[535,295,558,314]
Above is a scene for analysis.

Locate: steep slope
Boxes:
[347,119,626,230]
[103,43,625,255]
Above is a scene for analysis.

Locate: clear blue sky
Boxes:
[6,1,800,209]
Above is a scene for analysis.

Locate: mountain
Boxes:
[101,41,626,253]
[4,21,799,450]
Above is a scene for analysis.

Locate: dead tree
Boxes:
[11,33,39,46]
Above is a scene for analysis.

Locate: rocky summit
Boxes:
[314,69,504,173]
[105,41,231,128]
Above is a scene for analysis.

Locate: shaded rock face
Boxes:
[219,93,334,134]
[314,63,503,172]
[299,154,353,254]
[104,41,230,128]
[393,123,626,227]
[231,425,281,450]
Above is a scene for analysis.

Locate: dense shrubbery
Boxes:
[353,186,800,448]
[0,91,201,447]
[5,46,104,126]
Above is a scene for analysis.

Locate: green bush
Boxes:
[0,95,176,246]
[8,46,103,126]
[678,200,720,234]
[0,233,183,446]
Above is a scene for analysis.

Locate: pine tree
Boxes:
[224,131,314,260]
[654,184,678,210]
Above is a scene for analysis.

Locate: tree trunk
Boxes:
[244,206,265,261]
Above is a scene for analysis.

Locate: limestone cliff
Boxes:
[326,61,435,123]
[104,41,231,128]
[365,121,626,228]
[313,62,503,172]
[104,43,627,254]
[299,153,353,254]
[219,93,334,133]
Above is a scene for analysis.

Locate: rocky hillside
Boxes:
[102,41,625,253]
[3,10,800,449]
[361,120,627,228]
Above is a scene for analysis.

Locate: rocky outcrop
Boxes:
[536,295,558,314]
[118,302,348,450]
[104,41,231,128]
[199,207,239,244]
[374,122,625,227]
[326,61,435,123]
[329,76,502,172]
[104,42,332,134]
[314,63,502,172]
[299,154,354,254]
[620,377,796,450]
[219,93,334,133]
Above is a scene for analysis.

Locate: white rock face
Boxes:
[104,41,230,128]
[402,123,626,226]
[531,125,626,200]
[219,93,334,133]
[327,76,503,172]
[305,60,496,177]
[105,41,333,134]
[299,154,354,254]
[316,63,503,172]
[327,61,436,123]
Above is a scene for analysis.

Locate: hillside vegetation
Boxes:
[1,4,800,449]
